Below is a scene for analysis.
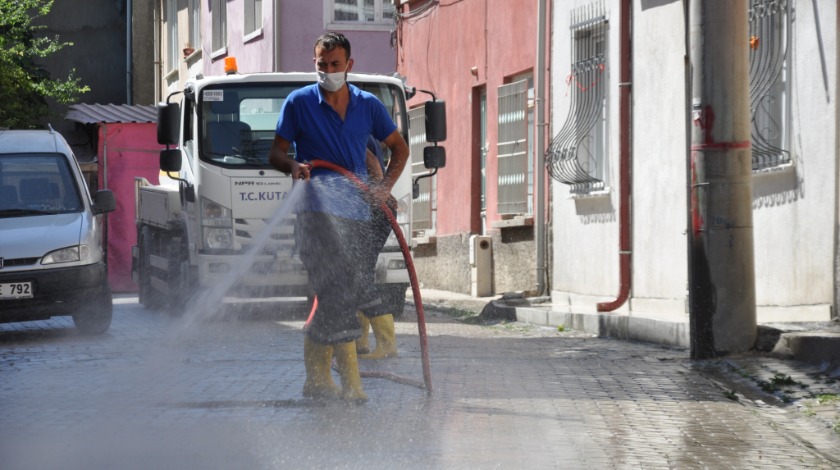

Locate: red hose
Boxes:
[304,159,432,394]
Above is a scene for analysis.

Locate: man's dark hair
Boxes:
[314,32,351,60]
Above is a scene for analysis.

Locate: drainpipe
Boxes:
[535,0,547,296]
[101,123,108,189]
[153,3,160,102]
[274,0,280,71]
[597,0,633,312]
[126,0,133,105]
[835,0,840,320]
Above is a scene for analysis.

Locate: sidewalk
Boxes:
[411,288,840,371]
[410,288,840,440]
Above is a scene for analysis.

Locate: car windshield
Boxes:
[0,154,83,217]
[198,81,408,169]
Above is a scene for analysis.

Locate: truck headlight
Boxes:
[205,228,233,250]
[42,245,89,264]
[201,198,232,227]
[201,198,234,251]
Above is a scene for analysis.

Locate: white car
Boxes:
[0,128,116,334]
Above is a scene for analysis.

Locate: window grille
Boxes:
[497,79,530,214]
[749,0,791,171]
[409,106,434,234]
[546,1,608,194]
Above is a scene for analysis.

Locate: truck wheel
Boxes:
[378,283,408,319]
[73,281,113,335]
[138,228,165,311]
[163,239,189,315]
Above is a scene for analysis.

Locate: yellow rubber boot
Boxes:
[333,341,368,403]
[359,314,398,360]
[302,336,341,400]
[356,312,371,354]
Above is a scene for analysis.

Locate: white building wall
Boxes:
[550,0,622,312]
[630,0,689,316]
[550,0,837,323]
[751,0,836,321]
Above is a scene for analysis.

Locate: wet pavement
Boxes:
[0,295,838,469]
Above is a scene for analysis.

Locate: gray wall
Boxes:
[35,0,128,133]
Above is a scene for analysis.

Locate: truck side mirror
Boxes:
[423,146,446,169]
[160,149,182,173]
[157,103,181,145]
[425,100,447,143]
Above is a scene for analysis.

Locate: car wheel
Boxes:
[73,282,113,335]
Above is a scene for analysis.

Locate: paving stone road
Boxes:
[0,296,838,469]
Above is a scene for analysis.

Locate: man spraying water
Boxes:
[268,32,410,403]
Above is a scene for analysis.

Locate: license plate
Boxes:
[0,282,33,300]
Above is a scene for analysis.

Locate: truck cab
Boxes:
[133,70,426,315]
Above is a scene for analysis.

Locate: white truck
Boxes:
[132,64,435,315]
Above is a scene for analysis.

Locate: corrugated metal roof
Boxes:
[65,103,157,124]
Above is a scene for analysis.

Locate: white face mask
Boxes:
[317,70,346,92]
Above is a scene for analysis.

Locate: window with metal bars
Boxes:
[749,0,791,171]
[409,105,435,236]
[497,78,533,215]
[546,2,608,195]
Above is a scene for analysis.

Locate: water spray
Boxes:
[304,159,433,395]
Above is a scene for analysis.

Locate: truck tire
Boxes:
[138,227,165,311]
[163,237,189,315]
[73,281,112,335]
[377,283,408,319]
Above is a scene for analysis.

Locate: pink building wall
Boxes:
[396,0,540,236]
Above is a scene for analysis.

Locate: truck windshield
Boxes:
[0,154,83,217]
[198,81,408,169]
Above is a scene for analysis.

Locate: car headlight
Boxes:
[42,245,89,264]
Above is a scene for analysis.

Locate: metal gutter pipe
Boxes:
[153,4,160,102]
[535,0,547,296]
[126,0,133,105]
[597,0,633,312]
[835,0,840,319]
[274,0,280,71]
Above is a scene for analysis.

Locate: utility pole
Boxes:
[688,0,757,359]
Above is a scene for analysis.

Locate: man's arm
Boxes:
[268,135,310,180]
[369,129,409,204]
[366,149,384,182]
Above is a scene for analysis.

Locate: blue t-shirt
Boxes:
[276,83,397,220]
